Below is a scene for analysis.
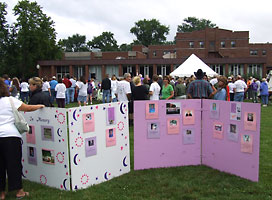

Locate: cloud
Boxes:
[4,0,272,45]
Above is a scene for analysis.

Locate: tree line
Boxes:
[0,0,216,78]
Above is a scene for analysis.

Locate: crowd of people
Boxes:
[1,69,271,109]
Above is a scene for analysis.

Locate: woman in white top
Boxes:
[149,75,161,100]
[76,76,88,106]
[0,78,44,199]
[227,77,235,101]
[41,77,51,98]
[20,78,29,103]
[111,75,118,102]
[55,78,66,108]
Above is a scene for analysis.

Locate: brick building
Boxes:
[38,28,272,81]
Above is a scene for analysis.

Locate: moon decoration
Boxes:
[63,178,68,190]
[104,172,109,180]
[73,154,79,166]
[73,110,77,121]
[120,103,125,114]
[57,128,62,137]
[22,170,27,178]
[123,156,128,167]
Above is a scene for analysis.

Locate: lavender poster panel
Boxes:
[134,99,202,170]
[202,100,260,182]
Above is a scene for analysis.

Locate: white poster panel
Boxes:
[68,102,130,190]
[22,108,70,190]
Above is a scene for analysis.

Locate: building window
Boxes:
[199,41,204,48]
[262,50,266,55]
[231,41,236,48]
[189,41,194,48]
[220,41,225,48]
[250,50,258,55]
[153,51,157,57]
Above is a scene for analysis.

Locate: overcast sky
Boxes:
[3,0,272,45]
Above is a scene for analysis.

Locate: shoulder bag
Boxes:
[9,97,29,134]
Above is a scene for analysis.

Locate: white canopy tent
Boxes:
[170,54,218,77]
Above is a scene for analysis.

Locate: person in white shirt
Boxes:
[149,74,161,100]
[227,77,235,101]
[233,75,248,102]
[55,78,66,108]
[0,78,44,199]
[20,79,29,103]
[116,73,131,102]
[41,77,51,98]
[76,76,88,106]
[111,75,118,102]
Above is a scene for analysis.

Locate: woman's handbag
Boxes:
[9,97,29,134]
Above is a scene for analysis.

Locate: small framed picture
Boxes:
[42,149,55,165]
[41,126,54,142]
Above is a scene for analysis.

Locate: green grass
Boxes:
[4,103,272,200]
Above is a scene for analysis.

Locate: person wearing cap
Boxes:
[187,69,214,99]
[50,76,58,104]
[233,75,247,102]
[260,78,269,107]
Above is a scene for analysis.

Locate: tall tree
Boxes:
[59,34,89,52]
[177,17,216,33]
[13,0,61,77]
[88,32,118,52]
[0,2,9,74]
[130,19,169,47]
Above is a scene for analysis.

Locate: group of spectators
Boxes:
[1,69,270,109]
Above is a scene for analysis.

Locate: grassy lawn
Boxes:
[5,102,272,200]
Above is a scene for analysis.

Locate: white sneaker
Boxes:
[263,104,267,107]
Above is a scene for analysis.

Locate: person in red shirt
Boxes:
[62,75,72,104]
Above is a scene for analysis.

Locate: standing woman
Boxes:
[212,76,228,101]
[41,77,51,98]
[76,76,88,106]
[260,78,269,107]
[87,79,93,105]
[20,78,29,103]
[9,77,20,99]
[55,78,66,108]
[111,75,118,102]
[28,77,51,107]
[161,76,174,100]
[0,78,44,199]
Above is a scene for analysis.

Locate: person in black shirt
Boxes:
[101,74,111,103]
[132,76,149,101]
[28,77,51,107]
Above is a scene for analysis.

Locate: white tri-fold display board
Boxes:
[21,102,130,191]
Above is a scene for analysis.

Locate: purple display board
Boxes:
[134,99,260,182]
[202,100,260,182]
[134,100,202,170]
